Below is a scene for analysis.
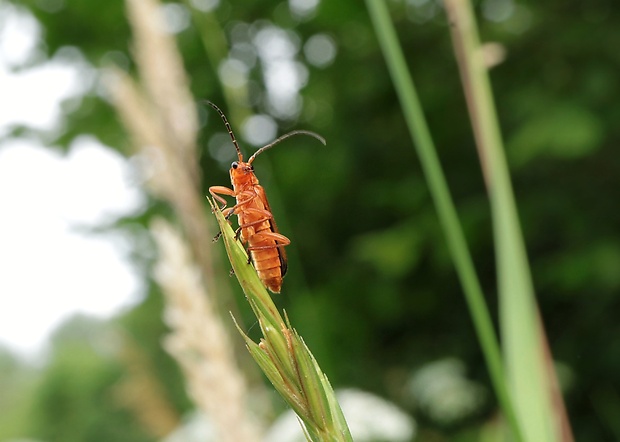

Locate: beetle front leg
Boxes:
[209,186,236,242]
[208,185,236,210]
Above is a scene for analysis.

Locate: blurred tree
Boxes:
[0,347,38,440]
[30,316,154,442]
[5,0,620,440]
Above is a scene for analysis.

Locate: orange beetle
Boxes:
[207,101,325,293]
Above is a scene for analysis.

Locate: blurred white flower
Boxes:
[407,358,487,426]
[162,412,217,442]
[289,0,320,19]
[265,388,416,442]
[304,33,337,68]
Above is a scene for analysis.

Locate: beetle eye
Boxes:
[231,162,238,169]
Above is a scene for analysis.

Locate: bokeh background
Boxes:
[1,0,619,440]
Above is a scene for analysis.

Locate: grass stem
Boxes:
[443,0,571,440]
[364,0,523,439]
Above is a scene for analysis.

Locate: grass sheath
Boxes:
[209,198,353,442]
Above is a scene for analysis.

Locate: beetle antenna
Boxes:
[248,130,326,164]
[205,101,243,161]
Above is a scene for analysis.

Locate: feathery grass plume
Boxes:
[126,0,199,179]
[209,198,353,442]
[152,218,263,442]
[108,0,221,301]
[107,0,269,436]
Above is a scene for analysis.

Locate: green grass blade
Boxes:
[364,1,523,440]
[259,316,300,387]
[442,0,570,440]
[291,331,332,430]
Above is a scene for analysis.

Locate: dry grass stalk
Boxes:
[106,0,267,438]
[153,219,263,441]
[107,0,233,313]
[126,0,199,179]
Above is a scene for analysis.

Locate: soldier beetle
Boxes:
[207,101,325,293]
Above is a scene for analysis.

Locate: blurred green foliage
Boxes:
[4,0,620,440]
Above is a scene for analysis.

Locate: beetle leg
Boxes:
[213,219,243,244]
[222,192,260,241]
[237,209,275,230]
[209,187,251,240]
[209,186,236,241]
[222,207,235,220]
[247,231,291,251]
[236,210,290,254]
[227,190,256,215]
[209,185,235,210]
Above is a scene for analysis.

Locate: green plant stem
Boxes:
[364,1,523,440]
[442,0,570,440]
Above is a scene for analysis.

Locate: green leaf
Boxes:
[350,222,423,278]
[509,104,603,166]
